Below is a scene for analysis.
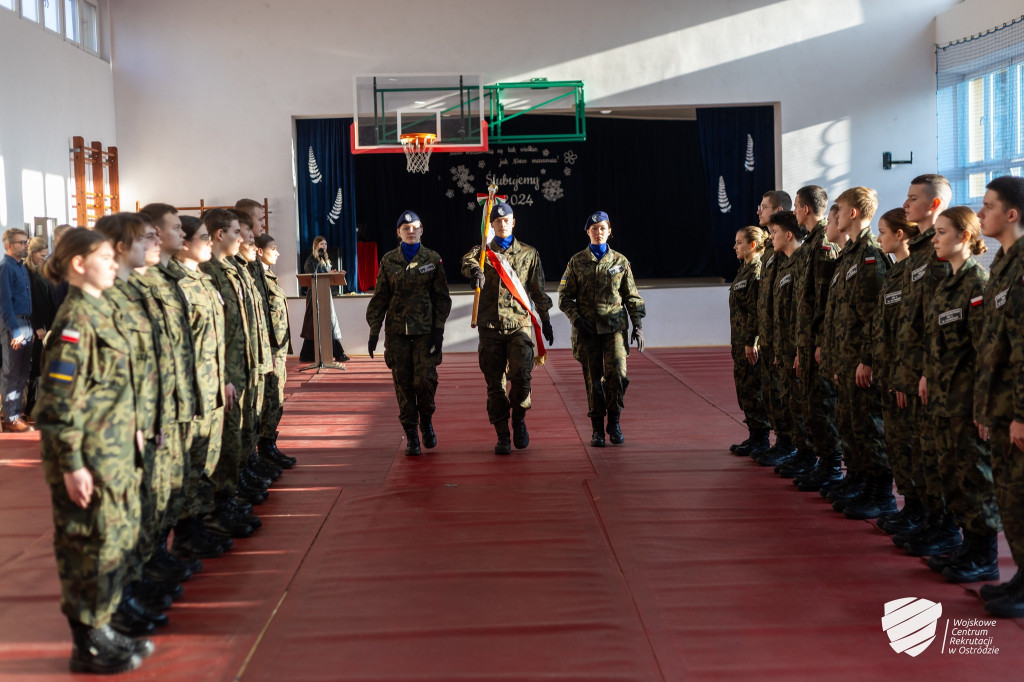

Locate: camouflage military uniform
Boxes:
[772,249,812,451]
[200,256,250,496]
[975,236,1024,565]
[171,258,226,518]
[366,244,452,428]
[794,221,840,457]
[250,262,291,439]
[461,238,553,424]
[557,246,645,419]
[233,256,271,460]
[831,228,887,475]
[873,257,916,497]
[894,228,951,515]
[728,255,769,432]
[923,258,1001,536]
[34,287,139,628]
[755,244,783,435]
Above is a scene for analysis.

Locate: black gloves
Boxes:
[631,326,645,353]
[429,330,444,356]
[573,317,596,335]
[542,319,554,346]
[471,269,485,290]
[367,334,378,359]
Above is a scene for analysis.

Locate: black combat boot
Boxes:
[927,533,971,573]
[776,449,816,478]
[405,427,421,456]
[420,418,437,449]
[607,414,625,445]
[824,470,864,503]
[110,585,158,637]
[735,428,769,456]
[205,498,254,539]
[980,567,1024,602]
[590,417,605,447]
[258,438,291,472]
[902,512,962,557]
[795,451,843,491]
[512,417,530,449]
[248,451,281,482]
[754,435,796,467]
[223,497,261,530]
[144,532,191,584]
[240,464,272,492]
[984,572,1024,618]
[104,623,155,658]
[730,426,753,454]
[494,422,512,455]
[878,495,925,535]
[69,619,143,674]
[843,472,898,519]
[943,531,1000,583]
[172,517,225,560]
[271,430,297,467]
[124,583,168,627]
[133,576,174,613]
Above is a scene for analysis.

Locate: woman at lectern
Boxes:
[299,235,348,362]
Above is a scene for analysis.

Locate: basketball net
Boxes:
[401,133,436,174]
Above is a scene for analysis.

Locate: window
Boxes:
[7,0,102,57]
[63,0,77,42]
[81,0,98,53]
[42,0,59,32]
[0,0,16,13]
[22,0,39,22]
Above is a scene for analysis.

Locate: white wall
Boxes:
[0,6,115,231]
[936,0,1021,44]
[108,0,960,310]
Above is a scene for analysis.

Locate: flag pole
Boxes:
[471,183,498,328]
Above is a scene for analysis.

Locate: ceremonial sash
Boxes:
[485,247,547,362]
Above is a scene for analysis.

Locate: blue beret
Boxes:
[397,210,421,228]
[490,202,513,223]
[586,211,610,228]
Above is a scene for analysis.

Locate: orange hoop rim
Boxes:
[400,133,437,146]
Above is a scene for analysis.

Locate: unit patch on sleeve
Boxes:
[47,360,76,384]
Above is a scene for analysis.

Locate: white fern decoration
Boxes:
[718,176,732,213]
[308,147,323,184]
[327,188,343,224]
[744,134,755,172]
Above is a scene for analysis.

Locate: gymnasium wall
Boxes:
[935,0,1022,43]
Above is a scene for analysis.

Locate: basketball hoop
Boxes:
[400,133,436,174]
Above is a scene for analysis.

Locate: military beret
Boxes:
[586,211,610,228]
[490,201,513,223]
[396,210,421,228]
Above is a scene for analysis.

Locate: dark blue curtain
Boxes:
[295,118,357,291]
[697,106,775,280]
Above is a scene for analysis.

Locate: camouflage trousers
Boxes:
[260,351,288,439]
[214,385,247,496]
[131,425,192,578]
[50,480,140,627]
[800,348,839,457]
[731,345,769,431]
[881,390,917,499]
[990,423,1024,565]
[765,355,791,437]
[478,327,534,424]
[574,330,629,418]
[757,343,780,433]
[185,406,224,520]
[907,396,947,516]
[161,421,193,534]
[384,333,441,428]
[242,372,265,458]
[779,357,812,451]
[834,373,888,475]
[936,414,1001,536]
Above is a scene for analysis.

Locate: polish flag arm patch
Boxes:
[864,256,876,264]
[61,329,81,344]
[971,295,984,307]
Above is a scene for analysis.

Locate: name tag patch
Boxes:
[846,264,858,280]
[995,288,1009,308]
[766,255,775,267]
[778,273,792,287]
[733,279,747,290]
[831,270,841,287]
[608,265,624,275]
[911,265,926,282]
[884,291,902,305]
[418,263,435,274]
[47,360,76,384]
[938,308,963,326]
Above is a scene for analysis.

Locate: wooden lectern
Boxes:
[296,271,348,372]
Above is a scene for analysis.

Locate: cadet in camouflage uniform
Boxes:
[170,216,230,560]
[891,175,956,557]
[765,211,813,472]
[826,187,893,520]
[461,201,554,455]
[791,187,841,488]
[366,211,452,456]
[253,233,297,469]
[94,214,167,636]
[870,209,919,531]
[727,225,769,456]
[557,211,646,447]
[974,176,1024,618]
[921,206,1001,584]
[34,229,149,674]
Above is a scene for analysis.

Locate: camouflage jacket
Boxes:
[891,228,951,393]
[755,243,780,352]
[974,236,1024,425]
[820,244,851,377]
[171,258,225,416]
[794,221,838,350]
[247,260,279,350]
[872,256,910,391]
[34,287,138,493]
[557,247,645,335]
[367,244,452,338]
[200,256,250,389]
[260,265,292,352]
[128,272,177,432]
[137,265,198,423]
[831,228,887,373]
[923,258,987,418]
[461,238,553,331]
[728,256,761,347]
[104,277,161,438]
[772,250,801,362]
[234,256,272,375]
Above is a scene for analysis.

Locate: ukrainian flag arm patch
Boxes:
[47,360,76,384]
